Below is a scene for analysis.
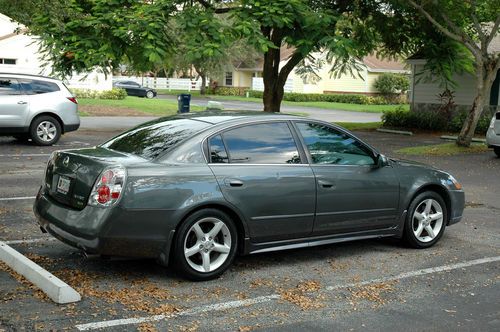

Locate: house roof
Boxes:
[362,55,408,73]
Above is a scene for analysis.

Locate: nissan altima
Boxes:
[34,111,465,280]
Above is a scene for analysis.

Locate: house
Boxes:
[216,47,408,94]
[407,35,500,114]
[0,13,112,90]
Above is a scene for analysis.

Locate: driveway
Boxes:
[158,94,382,123]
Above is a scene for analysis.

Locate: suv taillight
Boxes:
[88,166,126,207]
[67,97,78,104]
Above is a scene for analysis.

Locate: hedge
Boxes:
[246,90,405,105]
[382,108,491,134]
[71,88,127,100]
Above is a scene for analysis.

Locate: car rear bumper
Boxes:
[448,189,465,225]
[486,128,500,147]
[63,123,80,133]
[33,187,172,258]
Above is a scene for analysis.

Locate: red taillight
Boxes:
[97,185,110,204]
[89,166,126,207]
[67,97,78,104]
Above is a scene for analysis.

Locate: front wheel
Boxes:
[173,209,237,281]
[494,147,500,157]
[146,90,155,99]
[403,191,447,248]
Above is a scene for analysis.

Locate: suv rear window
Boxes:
[101,118,211,160]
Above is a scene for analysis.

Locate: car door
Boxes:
[0,77,30,128]
[207,121,316,243]
[294,121,400,235]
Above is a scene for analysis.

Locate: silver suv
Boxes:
[486,112,500,157]
[0,73,80,145]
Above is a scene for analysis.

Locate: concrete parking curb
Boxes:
[0,241,81,304]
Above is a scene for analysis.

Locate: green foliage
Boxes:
[72,88,127,100]
[374,73,410,95]
[382,109,490,134]
[211,87,248,96]
[247,91,405,105]
[24,0,173,77]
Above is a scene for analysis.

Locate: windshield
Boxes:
[101,118,211,160]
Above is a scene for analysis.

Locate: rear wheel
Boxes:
[494,147,500,157]
[173,209,237,281]
[30,116,61,146]
[146,90,155,99]
[403,191,447,248]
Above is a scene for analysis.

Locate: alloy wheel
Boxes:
[412,198,444,243]
[183,217,232,273]
[36,121,57,143]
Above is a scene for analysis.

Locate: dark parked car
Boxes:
[34,112,465,280]
[113,81,157,98]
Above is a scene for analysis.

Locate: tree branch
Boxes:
[278,51,305,85]
[407,0,481,59]
[194,0,235,13]
[485,15,500,48]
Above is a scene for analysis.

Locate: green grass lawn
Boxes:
[79,97,203,116]
[156,90,408,113]
[396,143,489,156]
[334,122,382,131]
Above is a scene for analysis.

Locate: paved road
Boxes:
[159,94,383,123]
[0,130,499,331]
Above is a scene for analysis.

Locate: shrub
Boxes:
[246,90,406,105]
[211,87,248,96]
[71,88,127,100]
[382,108,490,134]
[374,73,410,95]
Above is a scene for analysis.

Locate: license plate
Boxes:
[56,176,71,195]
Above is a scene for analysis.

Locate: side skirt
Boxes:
[244,228,399,255]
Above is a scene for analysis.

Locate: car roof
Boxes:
[0,72,60,82]
[171,110,305,125]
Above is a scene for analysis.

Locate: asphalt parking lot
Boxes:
[0,127,499,331]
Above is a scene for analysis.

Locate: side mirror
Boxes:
[375,154,389,168]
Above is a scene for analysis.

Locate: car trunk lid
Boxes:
[44,147,142,209]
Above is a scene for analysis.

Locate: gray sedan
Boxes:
[34,112,465,280]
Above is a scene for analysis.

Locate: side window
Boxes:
[31,80,60,94]
[223,122,301,164]
[209,135,229,163]
[0,78,20,95]
[296,122,375,165]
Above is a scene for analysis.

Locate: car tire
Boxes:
[146,90,155,99]
[30,115,62,146]
[494,147,500,157]
[173,209,238,281]
[403,191,447,249]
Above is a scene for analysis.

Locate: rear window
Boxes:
[19,79,60,94]
[101,118,211,160]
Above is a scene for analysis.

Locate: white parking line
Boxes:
[0,154,50,157]
[4,238,55,245]
[0,196,36,201]
[75,255,500,331]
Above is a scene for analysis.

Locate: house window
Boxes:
[225,72,233,86]
[0,58,17,65]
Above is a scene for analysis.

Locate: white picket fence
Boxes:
[251,77,294,93]
[113,76,205,91]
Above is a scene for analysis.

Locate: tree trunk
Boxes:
[200,75,207,95]
[457,60,499,147]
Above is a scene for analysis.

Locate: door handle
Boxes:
[318,180,334,188]
[225,179,244,187]
[17,101,28,105]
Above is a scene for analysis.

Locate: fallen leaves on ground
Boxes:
[278,280,324,310]
[348,281,397,307]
